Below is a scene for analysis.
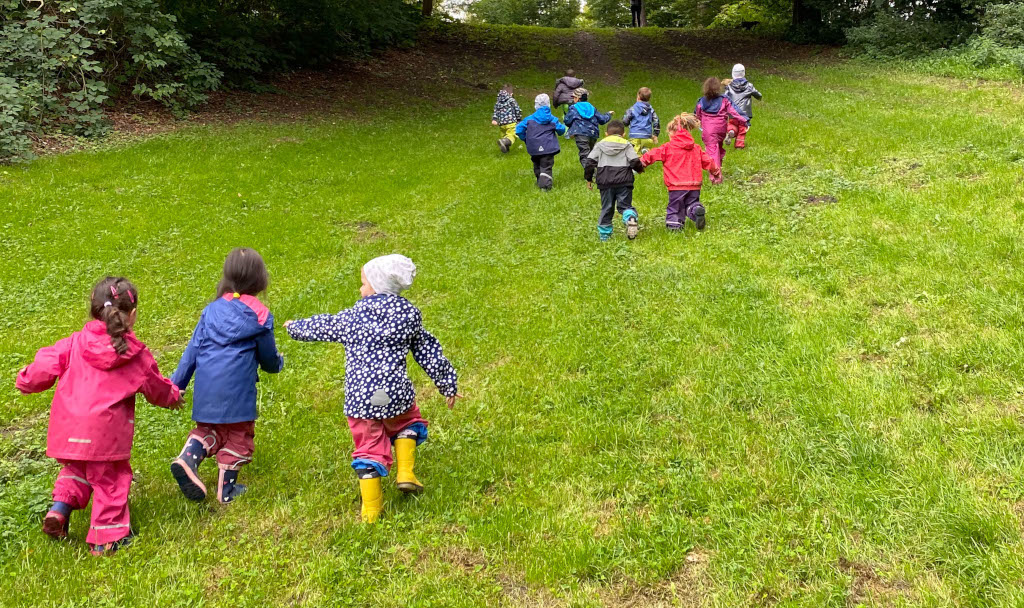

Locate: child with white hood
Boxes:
[723,63,762,149]
[285,255,460,523]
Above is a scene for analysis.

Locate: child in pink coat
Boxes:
[694,77,748,184]
[16,277,181,555]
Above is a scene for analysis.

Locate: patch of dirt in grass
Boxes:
[599,550,712,607]
[594,498,618,538]
[805,194,837,206]
[838,557,912,606]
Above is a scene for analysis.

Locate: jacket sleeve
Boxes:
[596,110,612,125]
[626,145,644,173]
[640,144,664,167]
[286,310,353,344]
[555,118,567,136]
[16,336,73,394]
[583,148,599,181]
[652,110,661,136]
[410,317,458,397]
[751,85,762,101]
[170,318,201,390]
[622,107,633,127]
[255,317,284,374]
[514,101,523,122]
[725,99,748,123]
[700,147,722,176]
[138,349,181,408]
[514,117,529,140]
[491,97,499,122]
[564,107,576,126]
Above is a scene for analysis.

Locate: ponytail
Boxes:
[90,277,138,355]
[667,113,700,134]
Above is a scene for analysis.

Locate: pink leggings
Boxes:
[53,459,132,545]
[347,403,427,474]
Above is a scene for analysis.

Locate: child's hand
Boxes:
[587,181,593,190]
[284,320,294,329]
[608,111,615,115]
[445,393,463,409]
[491,120,498,126]
[653,136,659,145]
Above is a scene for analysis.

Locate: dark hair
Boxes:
[606,120,625,135]
[90,277,138,355]
[501,83,514,94]
[216,247,269,297]
[637,87,652,102]
[702,77,723,100]
[565,69,575,77]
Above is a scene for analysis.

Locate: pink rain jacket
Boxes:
[16,320,180,461]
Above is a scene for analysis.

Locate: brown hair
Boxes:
[637,87,652,102]
[667,113,700,134]
[606,119,625,135]
[501,83,514,94]
[90,277,138,355]
[702,77,723,100]
[565,69,575,77]
[216,247,269,297]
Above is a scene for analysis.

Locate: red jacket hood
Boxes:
[80,319,144,370]
[666,129,696,150]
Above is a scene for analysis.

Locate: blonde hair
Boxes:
[721,78,733,87]
[667,113,700,134]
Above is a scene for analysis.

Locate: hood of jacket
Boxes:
[204,295,272,346]
[496,89,515,105]
[666,129,696,150]
[574,101,595,119]
[530,105,557,124]
[599,134,632,154]
[698,95,724,114]
[558,76,584,89]
[80,319,144,370]
[728,79,752,94]
[631,101,653,116]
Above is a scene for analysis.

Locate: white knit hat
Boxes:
[363,254,416,295]
[732,63,746,79]
[534,93,551,109]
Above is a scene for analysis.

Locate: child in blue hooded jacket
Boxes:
[623,87,661,155]
[564,87,613,170]
[170,247,284,504]
[515,93,567,191]
[285,255,459,523]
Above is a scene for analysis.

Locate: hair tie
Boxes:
[110,285,119,299]
[103,301,113,307]
[126,290,135,304]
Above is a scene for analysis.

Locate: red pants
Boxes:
[53,460,132,545]
[347,403,427,474]
[727,118,749,147]
[190,421,255,470]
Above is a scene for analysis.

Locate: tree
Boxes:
[424,0,434,16]
[468,0,582,27]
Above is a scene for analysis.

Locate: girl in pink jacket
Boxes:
[16,277,181,555]
[695,76,748,183]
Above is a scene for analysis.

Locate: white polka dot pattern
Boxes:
[287,293,458,419]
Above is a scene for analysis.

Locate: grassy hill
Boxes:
[2,25,1024,607]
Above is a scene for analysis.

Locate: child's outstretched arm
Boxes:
[171,320,202,391]
[752,85,762,101]
[699,147,722,179]
[583,148,599,183]
[256,318,285,373]
[16,336,73,394]
[410,315,458,406]
[596,110,612,125]
[652,110,661,137]
[626,145,645,173]
[555,117,567,136]
[514,117,528,142]
[640,145,664,167]
[724,99,748,124]
[285,310,354,344]
[139,349,182,409]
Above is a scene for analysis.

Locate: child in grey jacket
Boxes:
[723,64,762,148]
[584,120,645,241]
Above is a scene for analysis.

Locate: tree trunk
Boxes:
[639,1,647,27]
[792,0,822,26]
[422,0,433,17]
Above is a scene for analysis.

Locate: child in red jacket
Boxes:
[695,77,748,182]
[641,113,722,231]
[16,277,181,555]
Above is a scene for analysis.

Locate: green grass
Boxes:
[3,26,1024,607]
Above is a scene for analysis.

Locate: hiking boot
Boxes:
[724,129,736,146]
[42,502,71,540]
[625,216,639,240]
[89,533,134,557]
[357,469,383,523]
[170,437,208,502]
[537,172,553,190]
[216,468,247,504]
[692,206,706,231]
[497,138,511,153]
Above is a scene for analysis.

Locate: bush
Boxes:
[845,11,975,58]
[0,0,221,162]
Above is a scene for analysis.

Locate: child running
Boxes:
[17,277,181,556]
[623,87,661,155]
[641,113,722,231]
[723,64,762,149]
[285,254,459,524]
[492,84,523,154]
[694,77,747,182]
[584,119,643,241]
[169,247,284,504]
[515,94,567,191]
[553,69,584,117]
[564,87,613,170]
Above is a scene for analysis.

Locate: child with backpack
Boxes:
[623,87,661,155]
[584,120,643,241]
[723,64,762,149]
[285,254,460,524]
[515,94,568,191]
[553,69,585,117]
[564,88,613,170]
[695,77,747,181]
[641,113,722,231]
[169,247,284,505]
[17,277,182,556]
[492,84,523,154]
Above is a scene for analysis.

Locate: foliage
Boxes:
[0,0,220,163]
[465,0,582,27]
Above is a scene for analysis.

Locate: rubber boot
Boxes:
[357,469,383,523]
[171,437,208,502]
[394,438,424,494]
[42,501,71,540]
[497,138,511,153]
[89,532,134,557]
[217,467,247,504]
[623,209,639,240]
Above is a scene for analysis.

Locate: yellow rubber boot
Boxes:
[394,438,424,494]
[359,476,383,523]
